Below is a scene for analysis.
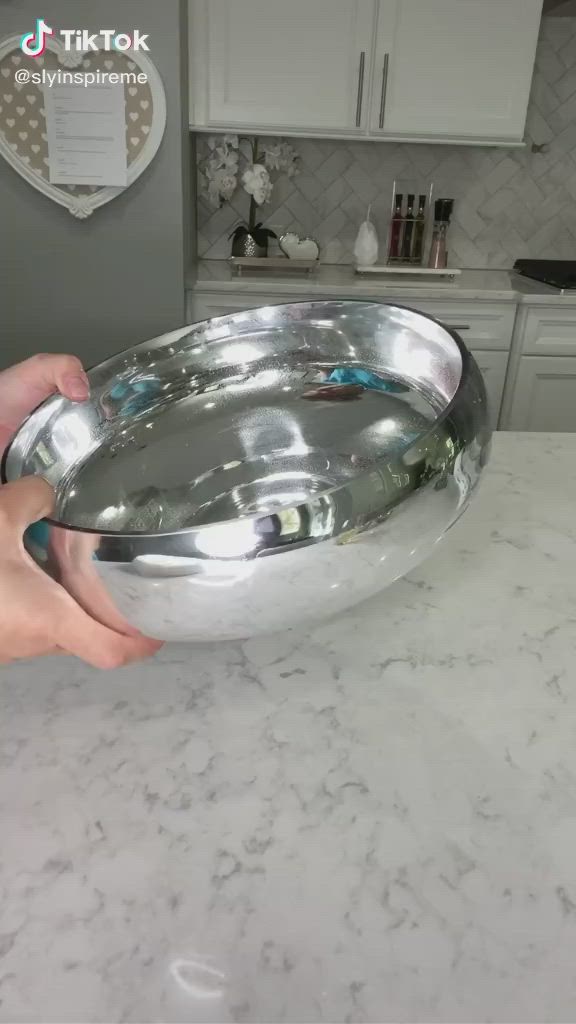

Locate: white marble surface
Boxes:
[190,262,518,302]
[190,261,576,306]
[1,432,576,1023]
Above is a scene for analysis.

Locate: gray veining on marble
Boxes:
[1,433,576,1023]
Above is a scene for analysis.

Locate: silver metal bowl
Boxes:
[2,300,490,641]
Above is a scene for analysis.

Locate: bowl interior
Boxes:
[4,300,463,534]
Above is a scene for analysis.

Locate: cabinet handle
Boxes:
[355,51,366,127]
[378,53,389,129]
[446,324,470,330]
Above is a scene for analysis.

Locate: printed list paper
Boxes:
[43,82,127,186]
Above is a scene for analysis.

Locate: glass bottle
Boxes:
[428,222,448,269]
[428,198,453,269]
[387,193,404,260]
[412,194,427,265]
[401,193,415,261]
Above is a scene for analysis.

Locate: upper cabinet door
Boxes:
[370,0,543,142]
[191,0,376,133]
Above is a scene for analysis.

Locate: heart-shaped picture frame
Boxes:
[0,34,166,218]
[279,232,320,261]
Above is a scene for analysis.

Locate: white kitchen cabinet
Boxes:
[189,0,375,133]
[190,292,271,322]
[471,350,509,430]
[500,304,576,431]
[506,357,576,432]
[518,307,576,357]
[408,301,516,352]
[189,0,543,144]
[369,0,542,142]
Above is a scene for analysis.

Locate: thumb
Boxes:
[18,353,90,403]
[0,476,55,534]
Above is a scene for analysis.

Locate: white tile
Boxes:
[482,157,520,195]
[269,176,296,205]
[542,17,574,50]
[315,148,354,187]
[340,194,368,224]
[346,143,383,175]
[525,106,555,144]
[284,190,322,229]
[196,230,210,258]
[454,203,485,241]
[460,182,489,209]
[529,219,564,252]
[554,69,576,103]
[506,200,538,241]
[479,188,518,219]
[297,139,332,172]
[536,41,566,84]
[559,32,576,71]
[202,203,239,243]
[531,75,561,118]
[553,90,576,128]
[315,177,352,218]
[316,208,348,246]
[294,173,323,203]
[321,238,347,264]
[552,120,576,155]
[343,163,379,203]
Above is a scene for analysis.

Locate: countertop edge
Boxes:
[186,264,576,306]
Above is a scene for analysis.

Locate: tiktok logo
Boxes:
[20,18,54,57]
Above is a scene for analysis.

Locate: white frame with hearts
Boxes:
[0,34,166,218]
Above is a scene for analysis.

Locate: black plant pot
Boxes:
[231,232,268,258]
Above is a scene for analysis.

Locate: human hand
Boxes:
[0,476,163,668]
[0,353,90,456]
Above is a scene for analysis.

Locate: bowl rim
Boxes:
[1,297,476,540]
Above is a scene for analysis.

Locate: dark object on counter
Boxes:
[230,222,277,258]
[388,192,404,259]
[412,194,427,264]
[428,197,454,269]
[401,193,415,260]
[513,259,576,291]
[302,383,365,401]
[434,198,454,223]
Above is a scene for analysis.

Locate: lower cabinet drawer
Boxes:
[189,292,278,322]
[520,307,576,357]
[409,301,516,352]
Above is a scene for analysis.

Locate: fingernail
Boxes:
[64,374,90,402]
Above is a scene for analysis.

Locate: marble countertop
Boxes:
[2,432,576,1023]
[190,261,576,306]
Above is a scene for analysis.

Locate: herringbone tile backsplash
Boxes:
[196,16,576,268]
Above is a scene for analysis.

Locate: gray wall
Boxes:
[0,0,190,370]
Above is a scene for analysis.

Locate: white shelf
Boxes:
[355,265,462,278]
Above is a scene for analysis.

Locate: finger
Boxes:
[0,476,54,534]
[12,353,90,404]
[56,598,162,670]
